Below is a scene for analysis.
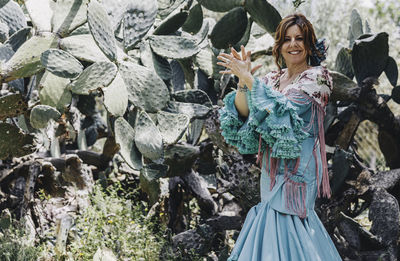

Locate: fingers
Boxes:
[216,61,230,68]
[241,45,246,61]
[251,64,262,74]
[219,70,232,74]
[231,47,241,60]
[247,50,251,61]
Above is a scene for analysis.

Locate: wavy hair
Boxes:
[272,13,322,70]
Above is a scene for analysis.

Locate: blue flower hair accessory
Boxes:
[309,38,328,66]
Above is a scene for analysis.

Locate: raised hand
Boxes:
[217,45,261,89]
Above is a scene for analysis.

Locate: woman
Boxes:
[217,13,342,260]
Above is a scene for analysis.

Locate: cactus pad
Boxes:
[384,56,398,87]
[123,0,157,51]
[197,0,244,12]
[154,10,188,35]
[165,101,211,119]
[348,9,363,48]
[352,32,389,84]
[114,116,143,170]
[30,104,61,129]
[335,47,354,79]
[173,89,212,107]
[59,34,109,63]
[210,7,248,49]
[134,111,164,161]
[3,34,57,82]
[38,71,72,112]
[0,93,27,120]
[0,0,26,35]
[119,61,170,113]
[51,0,88,37]
[157,111,189,144]
[149,35,200,59]
[157,0,185,19]
[41,48,83,78]
[182,3,203,34]
[244,0,281,34]
[69,61,117,95]
[87,0,117,62]
[103,72,128,117]
[25,0,52,32]
[0,123,34,159]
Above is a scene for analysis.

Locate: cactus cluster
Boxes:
[0,1,399,259]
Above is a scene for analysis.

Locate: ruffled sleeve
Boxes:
[218,76,310,158]
[248,77,310,159]
[218,90,261,154]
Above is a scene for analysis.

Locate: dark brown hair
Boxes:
[272,13,319,70]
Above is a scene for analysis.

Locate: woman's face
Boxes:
[281,25,308,66]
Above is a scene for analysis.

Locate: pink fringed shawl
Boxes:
[255,67,332,219]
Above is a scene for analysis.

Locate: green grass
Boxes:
[0,220,40,261]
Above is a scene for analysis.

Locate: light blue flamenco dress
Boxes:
[218,66,342,261]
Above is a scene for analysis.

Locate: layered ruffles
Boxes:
[218,77,309,158]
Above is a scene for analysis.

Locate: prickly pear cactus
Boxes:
[0,93,27,120]
[40,48,83,78]
[30,105,61,129]
[0,123,34,159]
[87,0,117,62]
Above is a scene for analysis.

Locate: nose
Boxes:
[289,38,297,46]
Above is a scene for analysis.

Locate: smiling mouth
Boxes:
[288,51,301,54]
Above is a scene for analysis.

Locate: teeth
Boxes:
[289,51,300,54]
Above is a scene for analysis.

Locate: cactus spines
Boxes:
[25,0,52,32]
[0,122,34,159]
[2,34,57,82]
[244,0,281,34]
[59,34,109,63]
[197,0,244,12]
[149,35,200,59]
[210,7,248,49]
[134,111,164,161]
[69,61,117,95]
[41,48,84,78]
[51,0,88,37]
[0,93,27,120]
[30,105,61,129]
[103,72,128,117]
[87,0,117,62]
[123,0,157,51]
[114,117,143,170]
[38,71,72,112]
[119,61,170,113]
[157,111,189,144]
